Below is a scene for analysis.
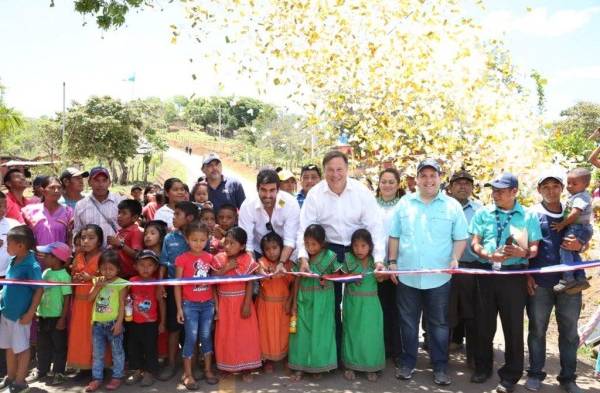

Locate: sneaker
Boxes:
[125,370,143,385]
[49,373,67,386]
[433,371,451,385]
[0,377,13,390]
[85,380,102,393]
[25,370,47,384]
[7,384,27,393]
[525,377,541,391]
[157,364,177,381]
[395,366,414,380]
[496,381,515,393]
[560,381,583,393]
[553,279,576,293]
[565,279,590,295]
[105,378,122,391]
[140,373,154,387]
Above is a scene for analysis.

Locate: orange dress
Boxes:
[66,252,100,369]
[214,252,262,372]
[255,258,294,361]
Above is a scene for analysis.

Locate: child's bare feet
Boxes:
[367,372,378,382]
[312,372,322,380]
[343,370,356,381]
[289,371,302,381]
[263,361,274,374]
[241,372,253,382]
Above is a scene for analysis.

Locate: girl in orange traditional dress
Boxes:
[255,232,294,373]
[213,227,261,382]
[66,224,103,373]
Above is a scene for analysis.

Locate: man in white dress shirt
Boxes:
[297,150,385,359]
[239,169,300,265]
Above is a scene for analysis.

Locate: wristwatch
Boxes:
[119,239,125,249]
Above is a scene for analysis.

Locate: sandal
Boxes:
[183,378,199,391]
[85,380,102,392]
[205,375,219,385]
[289,371,302,382]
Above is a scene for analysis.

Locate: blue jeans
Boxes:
[182,300,215,358]
[527,285,581,384]
[560,224,592,282]
[92,321,125,380]
[396,281,450,372]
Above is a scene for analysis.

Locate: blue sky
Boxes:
[1,0,599,120]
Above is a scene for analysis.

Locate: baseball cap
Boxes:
[537,170,564,186]
[202,153,221,167]
[417,158,441,174]
[89,166,110,180]
[32,175,49,188]
[37,242,71,263]
[449,170,474,183]
[278,169,295,181]
[484,173,518,189]
[60,167,90,182]
[136,249,160,264]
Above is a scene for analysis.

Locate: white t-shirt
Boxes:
[154,205,175,229]
[0,217,21,276]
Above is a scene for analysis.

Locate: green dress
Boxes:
[288,249,339,373]
[341,253,385,372]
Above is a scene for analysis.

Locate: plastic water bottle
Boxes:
[492,261,502,271]
[289,315,297,334]
[125,295,133,322]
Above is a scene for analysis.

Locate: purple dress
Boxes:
[21,203,73,246]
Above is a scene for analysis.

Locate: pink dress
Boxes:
[22,203,73,246]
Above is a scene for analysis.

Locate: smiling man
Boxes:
[387,158,468,386]
[201,153,246,211]
[238,168,300,264]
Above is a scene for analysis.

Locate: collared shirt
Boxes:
[389,191,468,290]
[0,217,20,276]
[296,189,307,207]
[529,203,572,288]
[154,205,175,229]
[459,199,483,262]
[73,193,124,246]
[207,175,246,211]
[21,203,74,246]
[239,191,300,255]
[5,192,31,223]
[0,251,43,321]
[377,197,402,263]
[160,230,189,278]
[469,202,542,266]
[297,178,385,262]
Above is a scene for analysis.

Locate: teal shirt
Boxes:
[469,202,542,266]
[389,191,469,289]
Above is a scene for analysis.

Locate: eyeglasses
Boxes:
[266,222,273,232]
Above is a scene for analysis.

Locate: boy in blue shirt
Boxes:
[157,201,198,381]
[0,226,43,393]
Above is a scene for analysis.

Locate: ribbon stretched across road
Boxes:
[1,260,598,287]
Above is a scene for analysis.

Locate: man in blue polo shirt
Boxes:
[201,153,246,211]
[469,173,542,393]
[388,158,468,386]
[525,172,584,393]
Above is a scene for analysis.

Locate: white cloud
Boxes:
[483,6,600,37]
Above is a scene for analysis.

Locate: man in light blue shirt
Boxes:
[388,159,468,386]
[469,173,542,393]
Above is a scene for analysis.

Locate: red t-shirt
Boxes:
[6,192,31,223]
[129,276,159,323]
[175,251,215,302]
[117,224,144,278]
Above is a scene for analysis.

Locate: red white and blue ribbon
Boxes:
[1,260,598,287]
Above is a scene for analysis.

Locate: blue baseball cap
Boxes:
[417,158,441,174]
[89,166,110,180]
[485,173,518,189]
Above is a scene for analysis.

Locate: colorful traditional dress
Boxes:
[255,258,294,361]
[341,253,385,372]
[288,249,339,373]
[67,252,100,369]
[213,251,262,372]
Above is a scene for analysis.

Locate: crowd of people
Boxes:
[0,149,598,393]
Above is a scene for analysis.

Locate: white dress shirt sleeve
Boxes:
[360,188,385,263]
[282,195,300,249]
[296,189,319,260]
[238,199,256,254]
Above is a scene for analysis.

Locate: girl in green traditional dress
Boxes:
[341,229,385,382]
[288,224,339,381]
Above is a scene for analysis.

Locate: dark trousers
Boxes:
[378,280,401,360]
[449,270,479,364]
[475,274,527,384]
[127,322,159,374]
[37,317,68,375]
[0,284,5,377]
[326,243,349,361]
